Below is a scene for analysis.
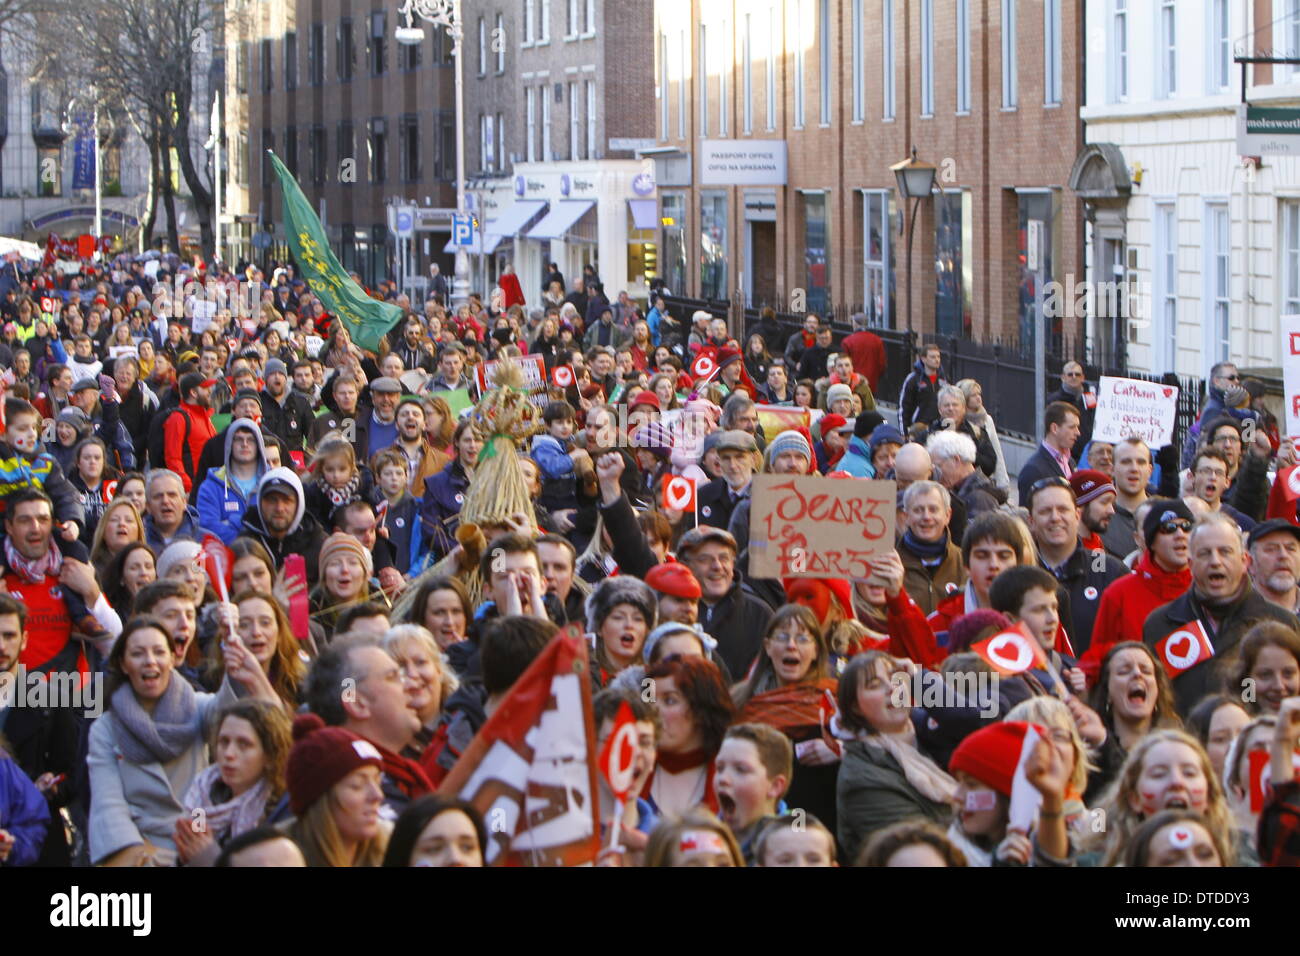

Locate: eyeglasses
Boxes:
[1194,467,1228,479]
[767,631,815,647]
[1158,519,1193,535]
[1219,374,1240,382]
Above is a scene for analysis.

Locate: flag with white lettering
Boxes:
[1155,620,1215,677]
[437,627,601,866]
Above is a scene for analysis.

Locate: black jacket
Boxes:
[260,388,314,452]
[796,344,835,382]
[1016,444,1074,507]
[239,505,328,586]
[1143,584,1299,716]
[697,478,744,530]
[700,578,774,678]
[1040,542,1129,656]
[898,359,947,431]
[307,407,369,460]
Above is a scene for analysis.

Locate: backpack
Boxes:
[147,407,192,474]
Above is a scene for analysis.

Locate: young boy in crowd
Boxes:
[713,723,792,865]
[988,564,1076,688]
[371,448,424,576]
[753,812,838,867]
[593,688,660,865]
[531,400,584,515]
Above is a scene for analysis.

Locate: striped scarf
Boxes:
[4,535,62,584]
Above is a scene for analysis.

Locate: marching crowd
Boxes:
[0,250,1298,870]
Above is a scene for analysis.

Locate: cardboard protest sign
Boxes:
[1092,375,1179,447]
[474,355,549,407]
[748,474,896,579]
[1284,315,1300,438]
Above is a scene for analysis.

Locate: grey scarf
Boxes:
[111,675,201,766]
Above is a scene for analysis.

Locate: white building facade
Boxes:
[1076,0,1300,378]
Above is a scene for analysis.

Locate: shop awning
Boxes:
[628,199,658,231]
[485,199,548,240]
[526,200,595,240]
[442,233,505,255]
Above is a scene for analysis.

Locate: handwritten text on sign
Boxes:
[748,475,896,580]
[1091,375,1179,447]
[1282,315,1300,437]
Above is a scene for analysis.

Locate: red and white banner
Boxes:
[551,364,575,389]
[1155,619,1215,677]
[691,350,718,380]
[438,627,601,866]
[598,700,637,803]
[662,475,696,513]
[201,533,234,603]
[971,624,1048,676]
[475,355,549,408]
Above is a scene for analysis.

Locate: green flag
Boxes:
[267,150,402,352]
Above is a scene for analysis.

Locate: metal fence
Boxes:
[659,294,1205,449]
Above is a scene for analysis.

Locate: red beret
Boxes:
[645,561,702,600]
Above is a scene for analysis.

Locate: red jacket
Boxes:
[1079,552,1191,685]
[841,330,887,392]
[164,401,217,493]
[499,272,525,309]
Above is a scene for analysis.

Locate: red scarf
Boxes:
[648,748,718,812]
[736,679,839,742]
[377,742,434,800]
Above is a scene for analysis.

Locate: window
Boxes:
[743,15,754,132]
[699,24,709,136]
[1044,0,1061,104]
[496,111,504,167]
[662,193,687,293]
[680,29,689,138]
[436,112,455,180]
[1207,203,1230,364]
[719,21,728,136]
[864,191,896,328]
[236,132,249,185]
[567,0,578,36]
[584,0,595,34]
[526,86,537,161]
[882,0,895,119]
[793,1,805,127]
[700,192,728,299]
[285,126,298,176]
[819,0,831,124]
[285,31,298,90]
[935,192,970,336]
[1287,0,1300,79]
[661,31,671,134]
[1211,0,1229,90]
[400,32,421,71]
[542,84,552,158]
[369,11,387,76]
[495,13,505,72]
[481,114,495,170]
[1111,0,1127,102]
[400,114,419,181]
[1001,0,1017,108]
[920,0,933,116]
[310,125,326,184]
[237,41,249,93]
[478,17,486,75]
[1158,0,1176,98]
[369,117,387,182]
[261,38,273,91]
[262,129,274,187]
[1285,202,1300,315]
[539,0,550,41]
[569,81,580,159]
[524,0,535,44]
[1156,203,1178,370]
[337,121,354,185]
[851,0,863,122]
[766,7,776,130]
[309,23,324,86]
[955,0,970,112]
[803,193,830,313]
[338,19,355,81]
[586,80,596,157]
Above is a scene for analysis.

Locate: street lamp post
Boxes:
[890,147,937,338]
[396,0,469,308]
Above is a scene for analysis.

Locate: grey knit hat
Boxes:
[584,576,659,634]
[642,622,718,663]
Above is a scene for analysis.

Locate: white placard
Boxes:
[1282,315,1300,437]
[699,139,788,185]
[1092,375,1179,448]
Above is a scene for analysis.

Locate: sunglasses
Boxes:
[1158,519,1193,535]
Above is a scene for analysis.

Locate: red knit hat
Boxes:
[716,346,742,369]
[629,390,660,411]
[818,414,847,442]
[645,561,702,600]
[948,721,1046,797]
[286,713,384,816]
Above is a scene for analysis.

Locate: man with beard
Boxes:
[260,357,313,452]
[239,467,327,585]
[1144,511,1298,715]
[1070,469,1117,552]
[1248,519,1300,614]
[162,371,217,493]
[394,396,449,495]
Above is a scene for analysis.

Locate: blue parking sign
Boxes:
[453,215,474,246]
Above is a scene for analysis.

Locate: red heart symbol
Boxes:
[1168,635,1192,659]
[991,640,1021,663]
[1163,387,1173,398]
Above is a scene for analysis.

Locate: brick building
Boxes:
[649,0,1086,350]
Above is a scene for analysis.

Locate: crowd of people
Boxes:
[0,249,1298,870]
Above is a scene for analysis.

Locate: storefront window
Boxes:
[864,190,896,328]
[934,190,971,337]
[700,191,728,300]
[662,193,686,295]
[1017,191,1059,355]
[803,192,830,316]
[627,221,657,290]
